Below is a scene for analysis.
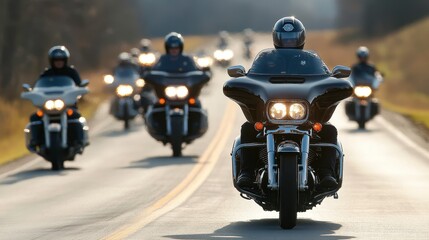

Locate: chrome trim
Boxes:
[310,142,344,183]
[183,104,189,136]
[60,112,68,148]
[231,142,266,180]
[43,115,51,148]
[300,134,310,190]
[266,133,277,189]
[165,105,171,135]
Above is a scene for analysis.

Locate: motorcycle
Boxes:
[138,51,158,114]
[213,48,234,68]
[21,76,90,170]
[144,70,210,157]
[224,49,353,229]
[345,72,382,129]
[104,67,144,129]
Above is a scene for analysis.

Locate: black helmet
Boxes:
[164,32,184,53]
[272,17,306,49]
[356,46,370,59]
[130,48,141,58]
[48,45,70,66]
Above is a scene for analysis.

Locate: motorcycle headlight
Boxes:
[135,78,145,88]
[269,103,287,120]
[289,103,306,120]
[44,99,65,111]
[165,86,189,100]
[138,53,156,66]
[116,85,134,97]
[223,49,234,60]
[354,86,372,98]
[104,74,114,85]
[213,50,224,60]
[196,57,213,68]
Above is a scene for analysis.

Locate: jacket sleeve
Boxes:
[69,67,82,86]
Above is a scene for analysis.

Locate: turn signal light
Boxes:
[189,98,196,105]
[254,122,264,131]
[159,98,166,105]
[36,109,44,117]
[67,108,74,116]
[313,122,323,132]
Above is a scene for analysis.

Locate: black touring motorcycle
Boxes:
[144,70,210,156]
[224,49,353,229]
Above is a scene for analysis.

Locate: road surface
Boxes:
[0,36,428,240]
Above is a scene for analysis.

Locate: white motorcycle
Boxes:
[21,76,89,170]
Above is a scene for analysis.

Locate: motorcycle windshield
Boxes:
[34,76,75,88]
[114,67,139,83]
[350,72,376,87]
[145,71,210,99]
[248,49,330,77]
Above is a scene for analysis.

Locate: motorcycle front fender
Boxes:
[277,141,300,153]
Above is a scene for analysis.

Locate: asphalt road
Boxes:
[1,36,428,240]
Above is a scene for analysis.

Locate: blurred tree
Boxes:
[337,0,429,37]
[0,0,143,98]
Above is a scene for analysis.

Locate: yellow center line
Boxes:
[103,101,237,240]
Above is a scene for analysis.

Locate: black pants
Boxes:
[240,122,338,174]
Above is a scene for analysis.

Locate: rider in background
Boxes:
[40,46,81,86]
[152,32,199,73]
[30,46,84,150]
[351,46,383,88]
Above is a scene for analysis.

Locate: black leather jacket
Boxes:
[40,66,82,86]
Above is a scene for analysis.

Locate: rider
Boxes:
[40,46,81,86]
[352,46,377,77]
[30,46,84,150]
[115,52,139,72]
[140,38,153,53]
[152,32,199,73]
[236,17,339,190]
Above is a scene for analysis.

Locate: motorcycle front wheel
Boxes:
[49,132,64,171]
[278,153,298,229]
[170,116,183,157]
[358,105,366,129]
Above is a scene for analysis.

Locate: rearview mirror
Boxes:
[22,83,32,92]
[332,65,351,78]
[80,79,89,87]
[227,65,246,78]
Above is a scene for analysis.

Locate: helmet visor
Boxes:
[273,31,305,48]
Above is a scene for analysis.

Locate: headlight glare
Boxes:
[164,86,189,100]
[354,86,372,98]
[289,103,306,120]
[136,78,145,88]
[116,85,134,97]
[138,53,156,66]
[196,57,213,68]
[269,103,287,120]
[44,99,65,111]
[103,74,114,85]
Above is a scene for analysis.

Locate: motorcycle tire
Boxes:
[49,132,64,171]
[358,105,366,129]
[279,153,298,229]
[171,116,183,157]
